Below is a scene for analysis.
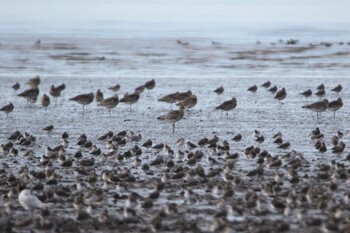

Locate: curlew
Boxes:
[215,97,237,117]
[328,98,343,119]
[157,105,185,134]
[18,88,39,104]
[98,95,119,116]
[176,94,197,112]
[120,92,140,110]
[302,99,329,120]
[69,92,94,115]
[26,75,41,88]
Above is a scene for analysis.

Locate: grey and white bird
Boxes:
[69,92,94,115]
[331,84,342,94]
[41,94,50,110]
[275,88,287,102]
[18,88,39,104]
[95,89,104,103]
[18,189,48,211]
[214,86,224,95]
[98,95,119,116]
[0,102,14,117]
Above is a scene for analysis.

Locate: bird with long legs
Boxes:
[328,98,343,119]
[302,99,328,121]
[157,105,185,134]
[69,92,94,115]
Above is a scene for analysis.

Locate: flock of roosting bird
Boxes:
[0,75,350,233]
[0,76,344,134]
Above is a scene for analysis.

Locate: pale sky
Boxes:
[1,0,349,25]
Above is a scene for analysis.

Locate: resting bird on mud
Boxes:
[157,105,185,134]
[215,97,237,118]
[0,102,14,117]
[69,92,94,115]
[18,88,39,104]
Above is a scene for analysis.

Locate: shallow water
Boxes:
[1,22,350,79]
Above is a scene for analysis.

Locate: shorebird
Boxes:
[300,89,312,98]
[26,75,41,88]
[142,139,152,149]
[302,99,329,120]
[144,79,156,94]
[175,90,192,102]
[214,86,224,95]
[158,92,180,108]
[315,89,325,97]
[57,83,66,91]
[278,141,290,149]
[268,85,277,94]
[157,105,185,134]
[108,84,121,93]
[328,98,343,119]
[12,82,20,91]
[42,125,54,133]
[18,189,48,211]
[248,85,258,93]
[331,84,342,94]
[41,94,50,110]
[69,92,94,115]
[18,88,39,104]
[316,83,325,91]
[0,102,14,117]
[256,135,265,144]
[275,88,287,102]
[215,97,237,117]
[232,134,242,142]
[134,85,145,94]
[120,92,140,110]
[261,81,271,88]
[98,95,119,116]
[332,141,345,154]
[308,127,323,140]
[49,84,65,104]
[95,89,104,103]
[176,94,197,112]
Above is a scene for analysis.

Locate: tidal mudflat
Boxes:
[0,37,350,232]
